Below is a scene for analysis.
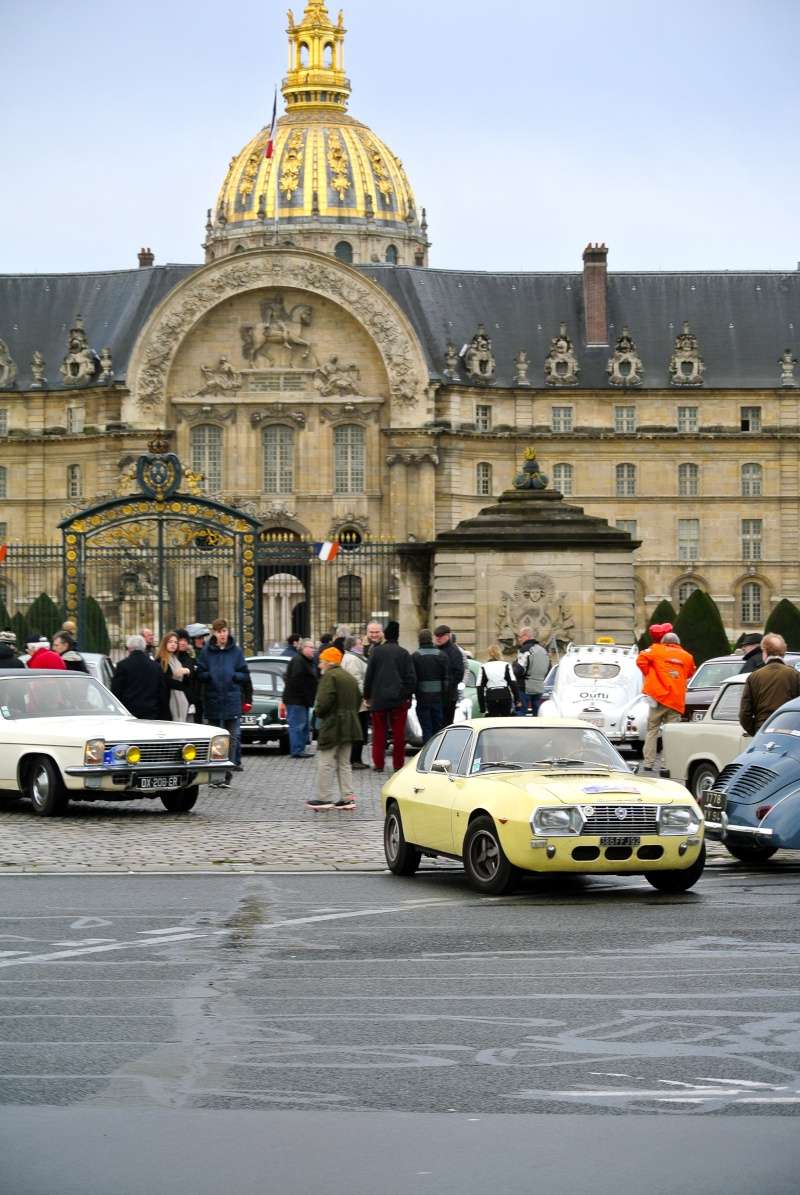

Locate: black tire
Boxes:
[690,761,718,805]
[724,839,778,864]
[25,757,69,817]
[278,735,291,755]
[645,842,706,893]
[383,804,421,876]
[161,786,199,813]
[462,815,518,895]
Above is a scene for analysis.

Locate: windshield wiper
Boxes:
[478,761,525,771]
[536,758,612,770]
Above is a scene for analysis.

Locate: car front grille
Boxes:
[581,804,660,834]
[715,764,778,801]
[107,740,210,766]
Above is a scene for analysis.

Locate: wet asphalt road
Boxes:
[1,866,799,1194]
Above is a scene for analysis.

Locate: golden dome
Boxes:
[208,3,428,264]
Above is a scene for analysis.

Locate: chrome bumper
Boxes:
[704,812,774,840]
[65,761,230,777]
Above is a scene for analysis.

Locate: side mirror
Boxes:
[431,759,452,774]
[628,763,640,775]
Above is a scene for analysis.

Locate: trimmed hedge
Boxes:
[83,596,111,655]
[764,598,800,652]
[674,589,730,665]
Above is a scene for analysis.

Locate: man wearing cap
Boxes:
[739,632,766,674]
[308,647,362,811]
[433,625,466,727]
[636,629,696,773]
[364,621,416,773]
[0,631,24,669]
[26,636,66,670]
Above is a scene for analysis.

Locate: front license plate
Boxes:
[135,774,182,791]
[705,790,726,814]
[599,834,641,847]
[692,711,705,722]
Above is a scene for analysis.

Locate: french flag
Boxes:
[315,541,341,562]
[0,544,8,564]
[265,89,278,159]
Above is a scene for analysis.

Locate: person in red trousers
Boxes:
[363,621,415,774]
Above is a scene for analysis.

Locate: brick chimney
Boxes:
[137,247,155,268]
[582,242,608,346]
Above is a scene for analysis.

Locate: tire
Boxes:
[462,815,518,895]
[724,839,778,864]
[161,786,199,813]
[26,757,69,817]
[690,761,718,804]
[278,735,291,755]
[383,804,421,876]
[645,842,706,893]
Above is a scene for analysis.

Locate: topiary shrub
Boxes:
[674,589,730,665]
[25,593,64,640]
[83,596,111,655]
[638,598,678,649]
[764,598,800,652]
[10,611,28,647]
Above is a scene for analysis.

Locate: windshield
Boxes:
[688,659,741,690]
[252,671,285,697]
[0,674,127,720]
[572,662,621,679]
[471,726,628,773]
[758,710,800,740]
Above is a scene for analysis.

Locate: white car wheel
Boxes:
[26,757,69,817]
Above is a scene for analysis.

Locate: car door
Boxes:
[409,726,473,853]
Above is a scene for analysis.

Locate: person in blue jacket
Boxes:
[196,618,250,788]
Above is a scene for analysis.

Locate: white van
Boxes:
[536,642,648,753]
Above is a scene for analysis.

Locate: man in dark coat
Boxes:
[280,638,318,758]
[740,633,800,736]
[412,629,448,743]
[111,635,165,719]
[52,632,89,673]
[364,621,415,773]
[739,632,765,674]
[433,624,466,727]
[196,619,250,787]
[0,631,25,669]
[308,647,362,811]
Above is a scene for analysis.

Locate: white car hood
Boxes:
[4,715,222,746]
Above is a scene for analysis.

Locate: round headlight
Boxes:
[126,745,141,765]
[182,743,197,763]
[210,734,230,761]
[84,738,105,765]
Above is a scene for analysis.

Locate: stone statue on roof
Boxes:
[0,339,17,388]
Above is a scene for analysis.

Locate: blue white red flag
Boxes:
[314,541,341,562]
[0,544,8,564]
[265,89,278,159]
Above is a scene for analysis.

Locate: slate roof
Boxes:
[1,260,798,391]
[436,487,637,550]
[361,265,800,389]
[0,265,198,391]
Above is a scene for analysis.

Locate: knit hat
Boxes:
[319,647,343,665]
[0,630,16,645]
[385,621,400,642]
[649,622,673,643]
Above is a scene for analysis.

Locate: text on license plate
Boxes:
[706,791,726,812]
[241,716,258,726]
[135,775,182,791]
[599,834,641,847]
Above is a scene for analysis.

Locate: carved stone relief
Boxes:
[60,315,98,386]
[175,404,237,424]
[606,327,644,387]
[0,339,18,388]
[544,323,580,387]
[463,325,496,382]
[386,449,440,467]
[320,401,382,424]
[240,294,316,368]
[328,511,371,539]
[199,357,242,395]
[779,348,797,387]
[496,572,576,650]
[30,351,47,388]
[669,321,705,387]
[314,356,362,397]
[250,406,306,427]
[99,348,114,383]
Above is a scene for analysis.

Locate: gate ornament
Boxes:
[136,449,183,501]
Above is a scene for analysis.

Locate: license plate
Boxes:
[241,716,258,726]
[135,774,182,791]
[692,711,705,722]
[705,790,726,813]
[600,834,641,847]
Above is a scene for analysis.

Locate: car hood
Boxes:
[474,770,689,804]
[6,716,223,745]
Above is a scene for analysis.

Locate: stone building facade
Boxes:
[1,2,798,647]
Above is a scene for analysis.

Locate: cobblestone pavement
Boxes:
[0,744,779,874]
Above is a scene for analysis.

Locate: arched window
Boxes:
[385,245,398,265]
[195,575,219,626]
[334,424,364,494]
[615,462,636,497]
[678,580,699,607]
[299,42,309,66]
[678,462,699,497]
[741,582,763,625]
[0,466,6,499]
[263,425,294,495]
[476,462,492,497]
[191,424,223,495]
[323,42,334,67]
[66,464,82,499]
[337,574,362,625]
[553,462,573,497]
[334,241,353,264]
[741,462,763,497]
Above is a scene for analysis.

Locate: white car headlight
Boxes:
[210,734,230,761]
[84,739,105,765]
[659,806,701,835]
[532,807,584,836]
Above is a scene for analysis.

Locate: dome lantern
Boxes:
[284,4,350,112]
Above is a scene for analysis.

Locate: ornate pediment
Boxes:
[175,404,237,424]
[250,406,306,427]
[463,324,496,383]
[607,327,644,387]
[669,321,705,387]
[544,323,580,387]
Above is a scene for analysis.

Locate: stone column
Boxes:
[387,453,409,542]
[409,451,438,542]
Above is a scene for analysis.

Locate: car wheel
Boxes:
[278,736,291,755]
[160,786,199,814]
[724,839,778,864]
[690,761,718,804]
[26,757,69,817]
[645,843,706,893]
[463,815,518,895]
[383,804,421,876]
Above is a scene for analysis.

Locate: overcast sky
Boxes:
[4,0,799,275]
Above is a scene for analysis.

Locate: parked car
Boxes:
[243,655,289,751]
[704,698,800,862]
[0,668,230,815]
[382,717,705,895]
[682,653,800,722]
[661,675,749,801]
[537,643,648,753]
[20,650,115,687]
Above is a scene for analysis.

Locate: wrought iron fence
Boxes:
[0,545,64,635]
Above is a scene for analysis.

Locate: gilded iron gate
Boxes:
[60,443,261,653]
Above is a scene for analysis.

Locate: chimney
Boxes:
[137,247,155,268]
[582,242,608,346]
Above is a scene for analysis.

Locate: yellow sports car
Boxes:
[382,718,705,895]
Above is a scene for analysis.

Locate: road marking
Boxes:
[0,951,28,959]
[51,939,116,947]
[69,917,113,929]
[137,927,196,935]
[0,932,208,969]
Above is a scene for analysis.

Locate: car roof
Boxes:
[247,655,288,663]
[718,674,748,688]
[459,716,613,731]
[0,669,74,677]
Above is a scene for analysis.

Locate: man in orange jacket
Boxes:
[636,631,696,773]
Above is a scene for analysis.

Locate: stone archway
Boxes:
[262,572,307,649]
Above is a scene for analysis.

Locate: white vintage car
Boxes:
[660,674,749,801]
[536,643,649,752]
[0,669,231,816]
